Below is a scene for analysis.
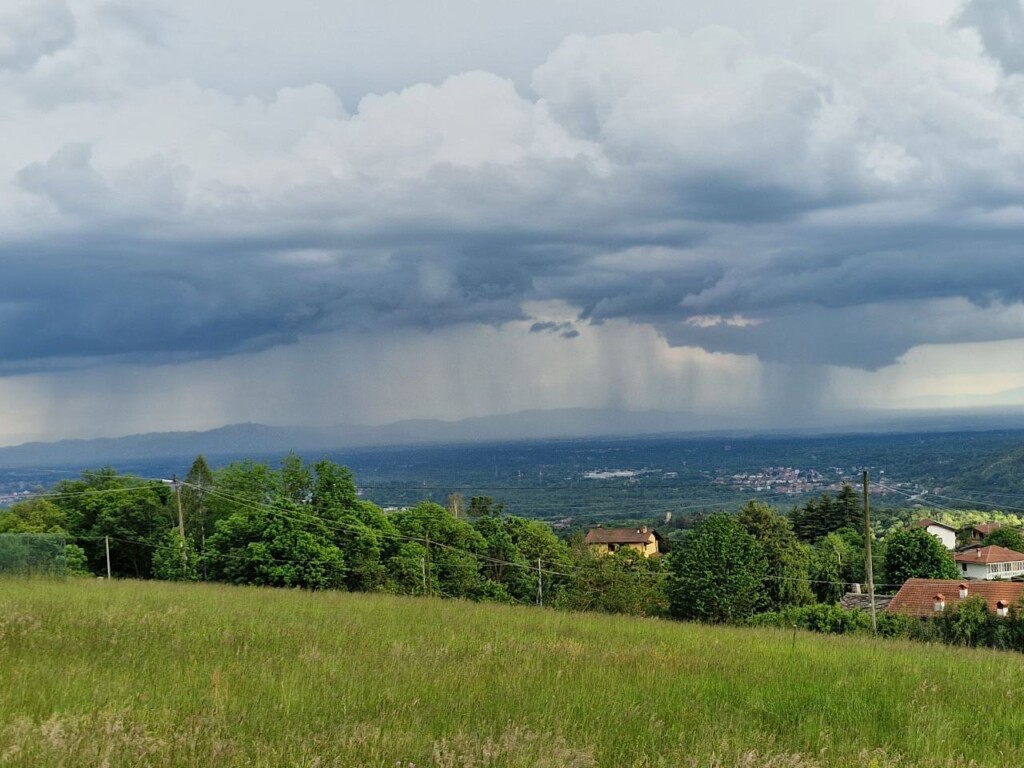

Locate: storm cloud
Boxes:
[2,0,1024,382]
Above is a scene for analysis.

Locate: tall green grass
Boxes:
[1,579,1022,767]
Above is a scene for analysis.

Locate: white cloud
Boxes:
[0,0,75,71]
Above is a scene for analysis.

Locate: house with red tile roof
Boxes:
[887,578,1024,618]
[953,545,1024,580]
[909,519,956,550]
[584,526,663,557]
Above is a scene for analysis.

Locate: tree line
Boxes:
[1,458,1015,651]
[0,455,667,615]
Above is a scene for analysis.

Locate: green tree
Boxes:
[182,454,215,578]
[310,459,360,520]
[307,458,390,591]
[982,527,1024,552]
[809,530,864,604]
[48,468,171,578]
[388,502,486,598]
[736,501,813,609]
[280,452,313,503]
[473,514,527,594]
[557,546,667,617]
[833,484,860,531]
[940,596,991,647]
[883,528,959,586]
[668,514,767,623]
[0,499,89,576]
[206,499,345,590]
[206,460,280,524]
[792,486,860,542]
[467,496,504,519]
[0,498,69,533]
[503,515,574,604]
[152,528,199,581]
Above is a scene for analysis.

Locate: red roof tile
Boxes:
[969,523,1002,536]
[953,545,1024,564]
[887,578,1024,618]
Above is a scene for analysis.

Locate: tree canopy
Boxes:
[668,513,767,623]
[883,528,959,586]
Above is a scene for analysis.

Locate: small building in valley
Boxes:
[954,545,1024,580]
[887,578,1024,618]
[961,522,1002,547]
[584,526,663,558]
[909,519,957,550]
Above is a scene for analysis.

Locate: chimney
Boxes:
[977,548,982,558]
[959,584,968,599]
[997,600,1009,618]
[640,526,647,534]
[934,594,946,612]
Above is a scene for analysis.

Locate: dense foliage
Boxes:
[6,453,1024,655]
[882,528,959,585]
[0,456,665,611]
[982,526,1024,552]
[667,513,767,623]
[753,597,1024,652]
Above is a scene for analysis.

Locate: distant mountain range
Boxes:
[0,409,735,468]
[3,406,1024,469]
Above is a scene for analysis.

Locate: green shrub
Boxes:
[749,604,871,634]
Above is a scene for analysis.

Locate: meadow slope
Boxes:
[1,580,1022,767]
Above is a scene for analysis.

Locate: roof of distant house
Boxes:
[966,522,1002,535]
[910,519,956,532]
[584,526,659,545]
[953,545,1024,565]
[887,578,1024,617]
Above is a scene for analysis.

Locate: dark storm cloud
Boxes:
[4,7,1024,375]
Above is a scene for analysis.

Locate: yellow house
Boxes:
[584,526,663,558]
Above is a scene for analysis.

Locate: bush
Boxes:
[749,604,871,635]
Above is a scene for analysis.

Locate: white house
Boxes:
[909,519,957,550]
[954,545,1024,580]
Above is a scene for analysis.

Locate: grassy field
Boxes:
[1,581,1023,768]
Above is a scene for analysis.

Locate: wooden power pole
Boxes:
[863,470,876,634]
[173,474,187,577]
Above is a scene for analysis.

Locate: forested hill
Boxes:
[952,444,1024,493]
[3,427,1024,521]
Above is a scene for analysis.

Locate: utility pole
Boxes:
[537,557,543,607]
[104,535,112,579]
[173,474,187,577]
[863,470,876,634]
[424,533,431,596]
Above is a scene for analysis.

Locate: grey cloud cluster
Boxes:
[2,1,1024,375]
[958,0,1024,73]
[0,0,74,72]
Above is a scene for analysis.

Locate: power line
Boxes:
[2,482,168,503]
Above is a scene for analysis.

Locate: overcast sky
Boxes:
[2,0,1024,444]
